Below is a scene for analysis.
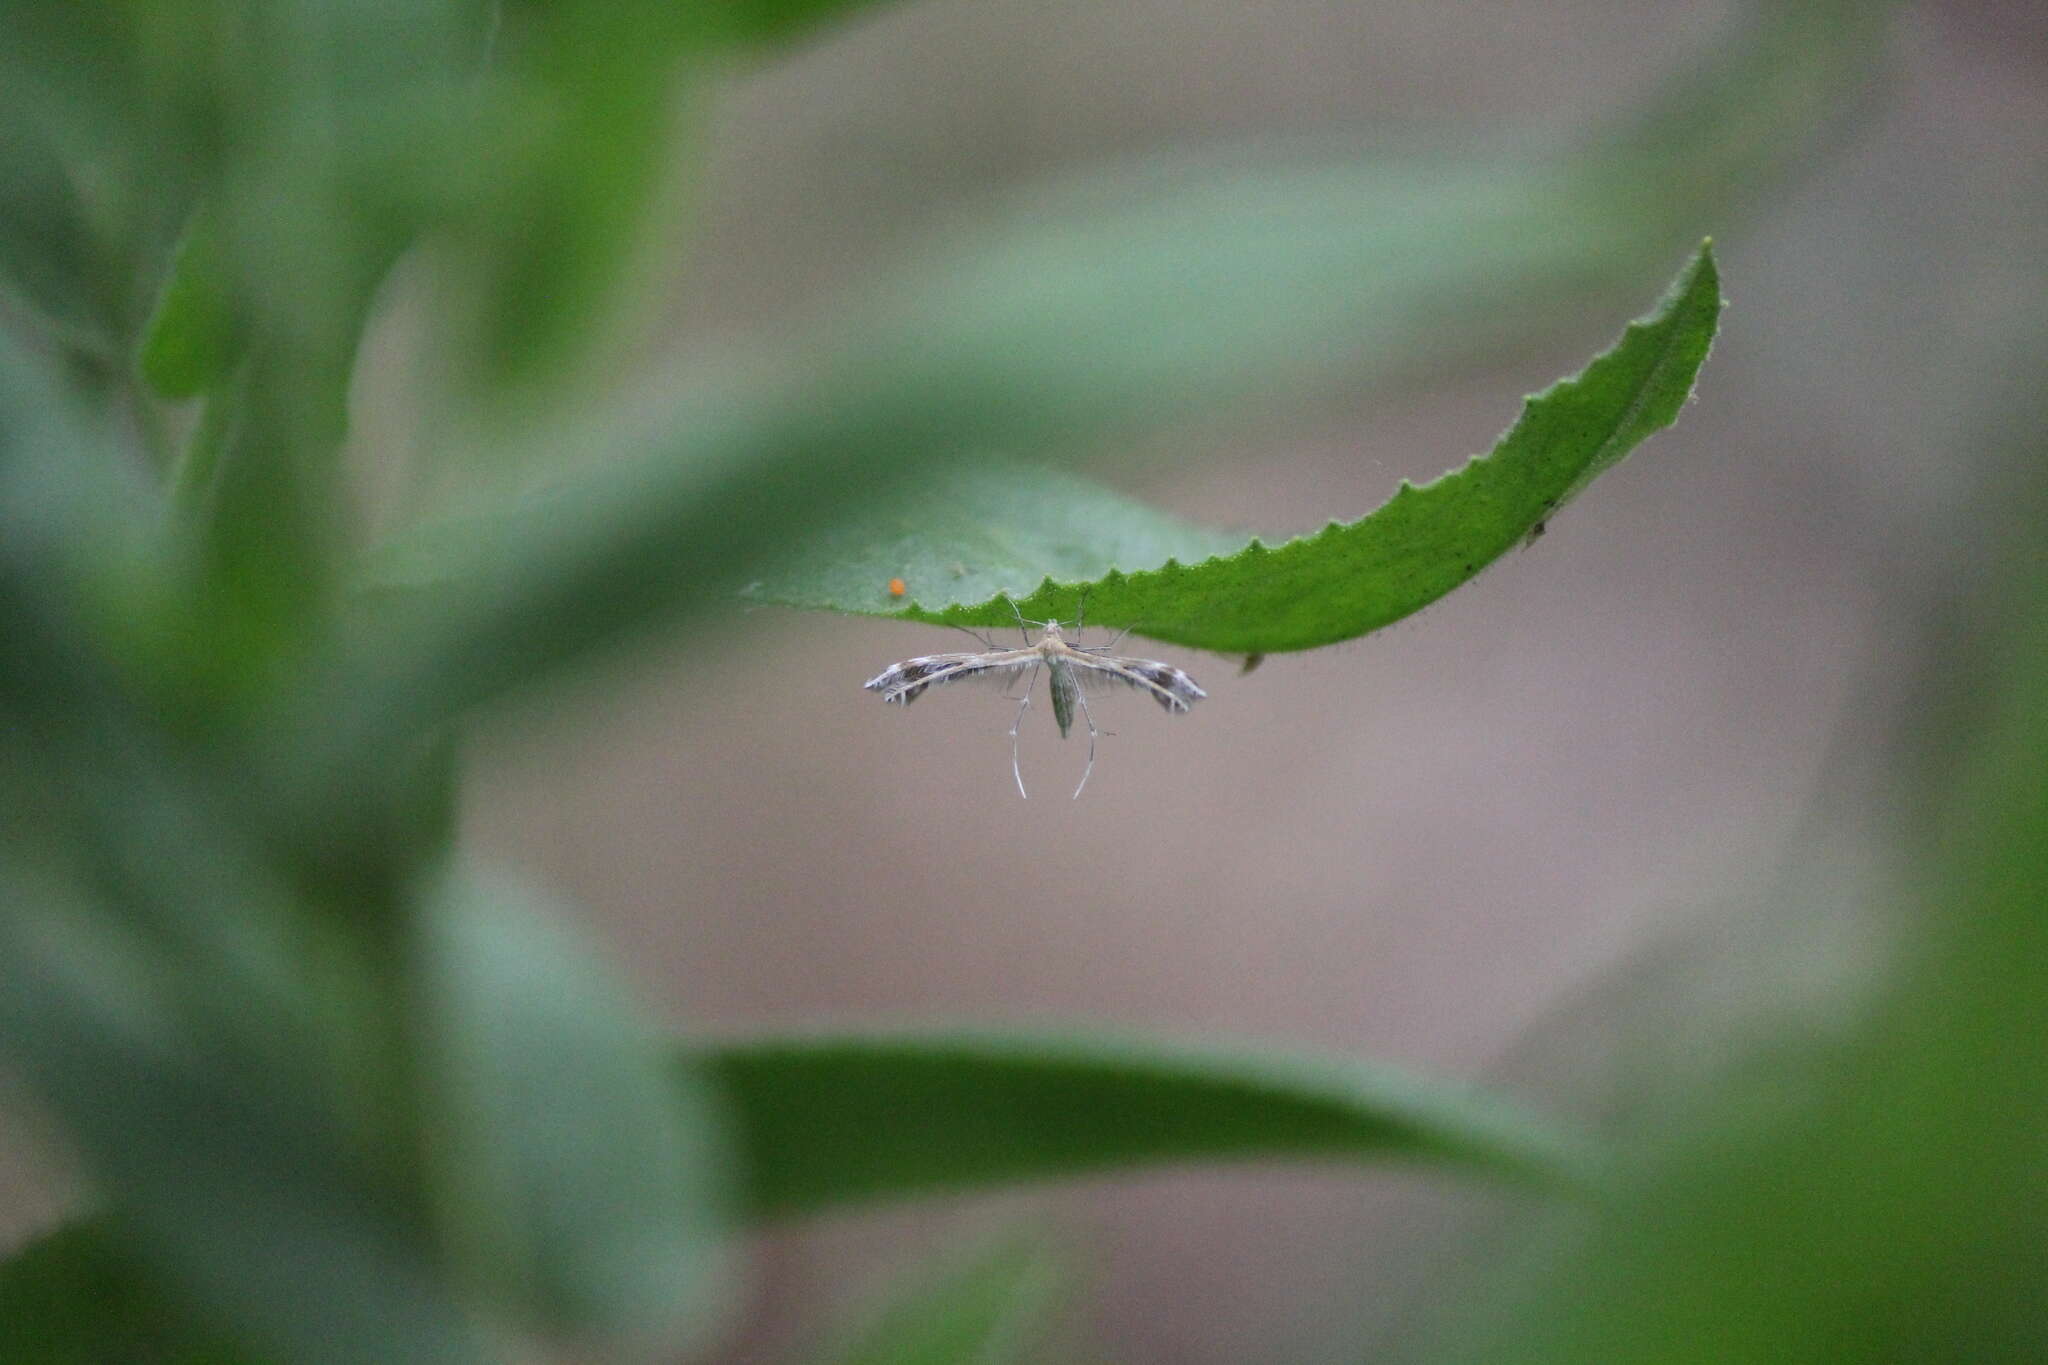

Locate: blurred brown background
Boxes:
[9,1,2045,1360]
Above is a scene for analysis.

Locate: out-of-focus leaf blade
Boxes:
[0,886,490,1365]
[715,0,904,51]
[752,243,1720,652]
[0,1220,259,1365]
[138,210,240,401]
[413,862,729,1347]
[690,1031,1590,1222]
[461,5,717,391]
[824,1234,1065,1365]
[1592,1,1905,232]
[366,459,1244,623]
[0,95,119,364]
[0,13,203,374]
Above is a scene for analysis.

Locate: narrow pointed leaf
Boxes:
[138,209,240,401]
[715,0,906,50]
[689,1031,1591,1222]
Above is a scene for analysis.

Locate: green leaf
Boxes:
[6,1025,1569,1350]
[138,210,240,401]
[412,862,729,1347]
[0,834,494,1365]
[690,1030,1590,1222]
[0,1220,259,1365]
[822,1233,1065,1365]
[462,4,718,391]
[754,242,1722,652]
[0,92,122,365]
[714,0,905,51]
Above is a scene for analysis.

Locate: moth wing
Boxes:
[863,651,1037,704]
[1066,654,1207,713]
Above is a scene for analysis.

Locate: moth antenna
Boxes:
[946,621,996,650]
[1076,624,1134,654]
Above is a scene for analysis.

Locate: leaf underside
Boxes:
[751,242,1720,655]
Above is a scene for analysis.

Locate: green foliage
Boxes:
[0,1221,252,1365]
[138,211,239,403]
[0,0,1919,1360]
[412,864,727,1342]
[0,1018,1573,1362]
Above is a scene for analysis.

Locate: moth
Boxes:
[864,601,1206,799]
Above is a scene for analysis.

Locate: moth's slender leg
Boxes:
[1006,596,1031,646]
[1008,663,1038,799]
[1075,591,1087,636]
[1071,686,1099,799]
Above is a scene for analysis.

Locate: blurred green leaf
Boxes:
[364,457,1246,627]
[0,9,201,377]
[0,1220,257,1365]
[822,1233,1066,1365]
[138,210,239,401]
[468,0,905,394]
[0,92,121,365]
[753,243,1720,651]
[0,886,490,1365]
[461,4,716,391]
[1592,1,1905,231]
[412,862,729,1348]
[691,1030,1589,1222]
[714,0,905,51]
